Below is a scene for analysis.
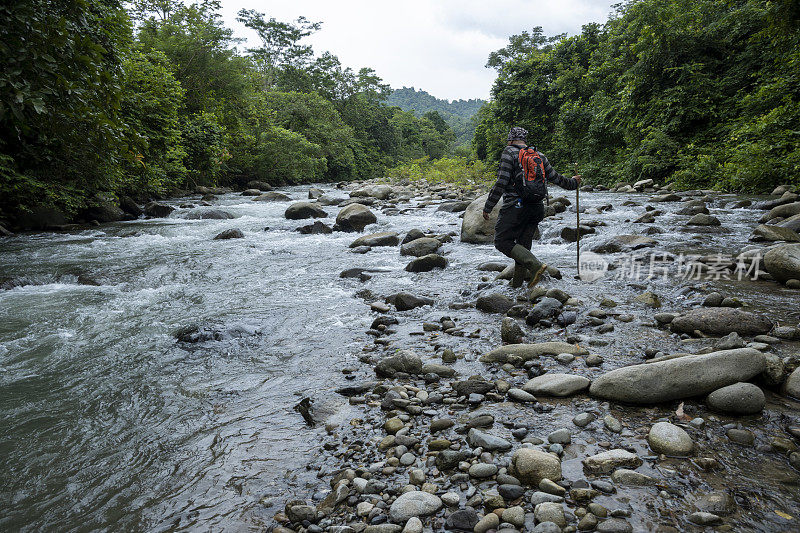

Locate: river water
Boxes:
[1,184,798,531]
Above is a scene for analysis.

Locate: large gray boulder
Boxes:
[523,374,591,397]
[253,191,291,202]
[592,234,656,253]
[405,254,447,272]
[461,194,502,244]
[350,231,400,248]
[350,184,394,200]
[706,382,765,414]
[375,351,423,377]
[285,202,327,220]
[388,491,442,522]
[783,367,800,399]
[510,448,561,485]
[480,342,588,363]
[648,422,694,456]
[400,237,442,257]
[669,307,773,336]
[589,348,766,404]
[335,203,376,232]
[86,193,126,222]
[751,224,800,242]
[778,213,800,232]
[761,201,800,222]
[764,243,800,283]
[185,209,235,220]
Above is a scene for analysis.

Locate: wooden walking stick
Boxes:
[574,162,580,279]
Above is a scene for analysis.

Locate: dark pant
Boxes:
[494,201,545,257]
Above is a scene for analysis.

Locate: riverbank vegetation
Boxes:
[0,0,456,221]
[473,0,800,192]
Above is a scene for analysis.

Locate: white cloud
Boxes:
[219,0,617,101]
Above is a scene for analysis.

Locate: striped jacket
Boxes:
[483,144,578,212]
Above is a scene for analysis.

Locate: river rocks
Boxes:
[764,243,800,283]
[335,203,377,231]
[583,449,643,474]
[119,195,143,218]
[592,234,656,253]
[526,297,563,324]
[481,342,588,363]
[652,193,681,202]
[473,512,499,533]
[185,209,235,220]
[350,232,400,248]
[385,292,433,311]
[687,213,721,226]
[501,317,525,344]
[467,428,512,451]
[213,228,244,240]
[375,351,423,377]
[695,492,736,516]
[298,221,333,234]
[388,491,442,522]
[400,237,441,257]
[648,422,694,456]
[634,291,661,308]
[784,367,800,398]
[144,202,174,218]
[561,225,595,242]
[468,462,498,478]
[85,193,126,222]
[511,448,562,485]
[436,200,471,213]
[241,188,261,196]
[523,374,591,397]
[751,224,800,242]
[762,201,800,222]
[534,502,566,528]
[445,508,479,530]
[611,469,658,486]
[285,202,327,219]
[779,213,800,232]
[253,191,291,202]
[706,382,765,414]
[677,204,709,216]
[476,293,515,314]
[351,184,394,200]
[405,254,447,272]
[453,379,494,397]
[669,307,773,336]
[589,348,766,404]
[461,194,502,244]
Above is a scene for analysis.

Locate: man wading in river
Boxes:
[483,127,581,288]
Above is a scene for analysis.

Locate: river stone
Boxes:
[335,203,377,231]
[285,201,327,219]
[534,502,566,528]
[508,388,536,402]
[375,351,423,377]
[461,194,502,244]
[511,448,561,485]
[351,184,394,200]
[405,254,447,272]
[502,506,525,527]
[561,225,595,242]
[532,523,562,533]
[473,512,499,533]
[752,224,800,242]
[764,243,800,283]
[467,428,512,451]
[144,202,174,218]
[469,463,498,478]
[364,526,402,533]
[501,317,525,344]
[592,234,656,253]
[523,373,591,397]
[401,516,422,533]
[481,342,588,363]
[778,213,800,232]
[389,491,442,522]
[476,293,515,314]
[784,367,800,398]
[247,180,272,191]
[213,228,244,240]
[437,200,471,213]
[590,348,766,404]
[350,231,400,248]
[669,308,772,336]
[400,237,442,257]
[583,449,643,474]
[596,518,634,533]
[763,201,800,222]
[706,382,765,414]
[445,508,479,530]
[695,492,736,516]
[253,191,290,202]
[386,292,433,311]
[687,213,721,226]
[648,422,694,456]
[241,188,261,196]
[298,221,333,234]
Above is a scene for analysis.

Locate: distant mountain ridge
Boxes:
[388,87,486,147]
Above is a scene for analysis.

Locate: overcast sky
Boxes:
[219,1,618,102]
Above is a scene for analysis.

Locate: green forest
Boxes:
[387,88,485,147]
[2,0,799,227]
[473,0,800,192]
[0,0,456,223]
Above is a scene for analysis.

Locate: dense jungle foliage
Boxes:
[387,88,485,147]
[473,0,800,192]
[0,0,456,221]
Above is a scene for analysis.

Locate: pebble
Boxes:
[548,428,572,444]
[508,388,537,402]
[530,491,564,505]
[473,512,500,533]
[603,415,622,433]
[539,478,567,496]
[469,463,498,478]
[596,518,633,532]
[573,412,595,427]
[534,502,566,527]
[440,492,460,506]
[727,428,755,446]
[688,512,722,525]
[648,422,694,456]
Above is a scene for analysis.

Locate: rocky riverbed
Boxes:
[1,179,799,532]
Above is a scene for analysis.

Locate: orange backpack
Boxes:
[514,146,547,202]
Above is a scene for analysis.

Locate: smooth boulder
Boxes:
[335,203,377,232]
[388,491,442,522]
[461,194,502,244]
[706,382,765,414]
[511,448,561,485]
[253,191,291,202]
[583,449,642,474]
[764,243,800,283]
[385,292,433,311]
[405,254,447,272]
[589,348,766,404]
[669,307,772,336]
[523,374,591,397]
[350,232,400,248]
[400,237,442,257]
[375,351,423,377]
[648,422,694,456]
[751,224,800,242]
[481,342,588,363]
[285,202,327,220]
[592,234,656,253]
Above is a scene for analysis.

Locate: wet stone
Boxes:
[727,428,755,446]
[548,428,571,444]
[573,412,596,427]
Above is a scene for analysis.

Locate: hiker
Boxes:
[482,126,581,288]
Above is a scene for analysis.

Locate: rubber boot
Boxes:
[509,244,548,288]
[511,262,527,288]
